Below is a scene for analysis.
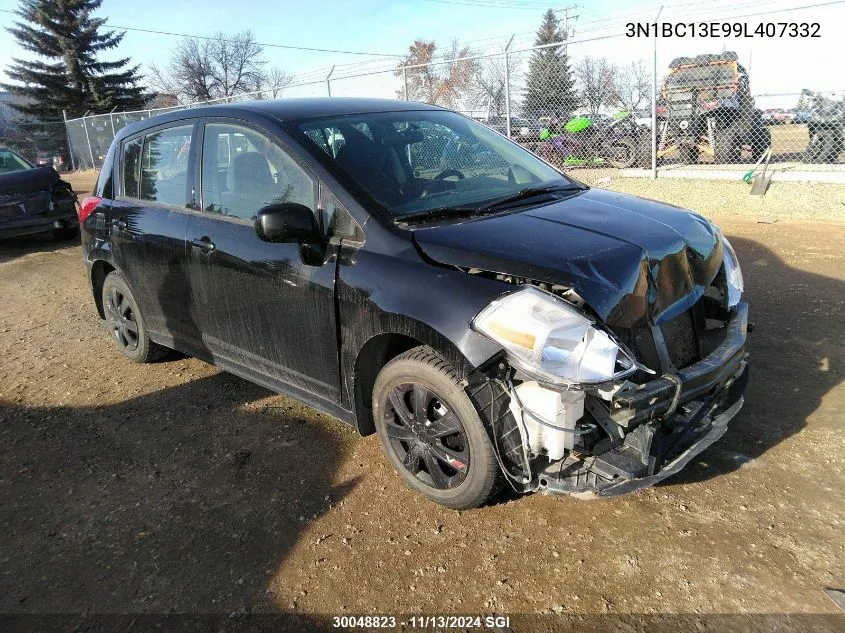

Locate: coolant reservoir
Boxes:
[509,381,585,461]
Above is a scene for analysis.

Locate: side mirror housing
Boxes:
[255,203,320,244]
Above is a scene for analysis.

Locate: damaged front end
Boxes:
[465,264,750,499]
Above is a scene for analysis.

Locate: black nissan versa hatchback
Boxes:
[79,98,749,509]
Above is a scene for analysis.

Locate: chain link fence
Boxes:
[55,16,843,175]
[0,118,68,167]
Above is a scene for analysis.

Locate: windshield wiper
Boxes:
[393,182,586,225]
[479,182,586,212]
[393,205,483,224]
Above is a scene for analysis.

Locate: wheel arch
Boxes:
[350,321,494,437]
[90,259,116,319]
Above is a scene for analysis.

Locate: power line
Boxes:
[0,8,405,58]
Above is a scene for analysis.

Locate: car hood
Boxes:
[411,187,723,328]
[0,166,75,221]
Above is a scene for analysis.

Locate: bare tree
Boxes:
[466,55,506,117]
[575,56,617,117]
[263,66,294,98]
[149,31,267,102]
[613,60,651,111]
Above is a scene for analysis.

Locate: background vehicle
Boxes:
[0,147,78,240]
[793,109,813,125]
[34,151,52,168]
[656,51,770,163]
[34,150,71,172]
[79,98,748,509]
[632,109,653,128]
[541,112,648,168]
[801,90,845,163]
[480,116,544,143]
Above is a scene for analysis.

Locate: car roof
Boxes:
[116,97,445,140]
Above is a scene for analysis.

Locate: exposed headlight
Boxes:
[721,233,744,307]
[472,286,636,386]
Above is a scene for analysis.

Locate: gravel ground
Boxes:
[0,173,843,632]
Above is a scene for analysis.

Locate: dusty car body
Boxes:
[0,147,78,240]
[79,98,749,508]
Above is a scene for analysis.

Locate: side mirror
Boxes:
[255,203,320,244]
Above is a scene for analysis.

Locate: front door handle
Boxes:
[191,236,216,252]
[111,218,127,230]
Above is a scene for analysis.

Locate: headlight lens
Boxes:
[472,286,635,386]
[721,233,744,307]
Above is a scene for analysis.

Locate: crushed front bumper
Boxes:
[537,300,750,498]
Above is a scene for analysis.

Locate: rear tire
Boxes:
[751,126,771,161]
[714,122,743,163]
[804,127,843,163]
[372,346,503,509]
[605,138,637,168]
[679,146,698,164]
[101,271,167,363]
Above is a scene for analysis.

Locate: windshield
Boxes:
[290,110,571,217]
[0,149,33,174]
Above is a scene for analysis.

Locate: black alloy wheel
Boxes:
[383,383,470,490]
[101,271,166,363]
[105,285,138,353]
[372,346,502,509]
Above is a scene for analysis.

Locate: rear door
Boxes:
[109,121,198,345]
[184,119,341,401]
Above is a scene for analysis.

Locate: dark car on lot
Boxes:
[0,147,78,240]
[480,116,544,143]
[79,98,750,509]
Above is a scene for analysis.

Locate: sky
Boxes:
[0,0,843,111]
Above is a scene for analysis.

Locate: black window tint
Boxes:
[139,125,193,205]
[201,123,315,221]
[121,138,141,197]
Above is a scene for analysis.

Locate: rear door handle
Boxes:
[191,236,216,252]
[111,218,127,230]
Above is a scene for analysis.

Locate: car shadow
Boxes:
[661,234,843,487]
[0,372,359,618]
[0,231,79,264]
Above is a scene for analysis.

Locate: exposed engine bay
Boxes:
[464,271,750,498]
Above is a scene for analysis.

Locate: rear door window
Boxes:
[138,124,193,206]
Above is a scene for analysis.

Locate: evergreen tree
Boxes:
[2,0,147,119]
[521,9,577,119]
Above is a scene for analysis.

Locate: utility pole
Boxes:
[560,4,579,55]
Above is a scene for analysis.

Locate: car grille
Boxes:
[660,308,699,369]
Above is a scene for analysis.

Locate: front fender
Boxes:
[337,248,508,415]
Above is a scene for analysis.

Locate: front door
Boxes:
[185,120,340,401]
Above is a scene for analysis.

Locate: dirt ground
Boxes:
[0,172,843,631]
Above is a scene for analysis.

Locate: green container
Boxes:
[564,116,592,133]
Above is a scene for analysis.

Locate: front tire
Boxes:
[101,271,167,363]
[605,138,637,168]
[714,122,743,163]
[372,347,502,509]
